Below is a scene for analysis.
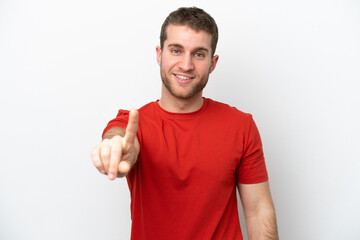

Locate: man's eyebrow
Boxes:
[193,47,209,52]
[167,44,209,52]
[167,43,183,49]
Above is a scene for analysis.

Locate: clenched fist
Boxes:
[91,109,140,180]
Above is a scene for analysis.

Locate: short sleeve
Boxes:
[101,110,130,139]
[236,116,268,184]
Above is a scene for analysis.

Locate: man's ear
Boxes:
[156,46,162,66]
[210,55,219,73]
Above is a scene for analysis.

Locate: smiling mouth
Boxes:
[173,74,194,82]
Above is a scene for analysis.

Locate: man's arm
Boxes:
[237,181,279,240]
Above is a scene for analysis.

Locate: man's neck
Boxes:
[158,91,204,114]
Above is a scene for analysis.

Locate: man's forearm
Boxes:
[103,127,126,140]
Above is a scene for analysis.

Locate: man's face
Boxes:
[156,24,218,99]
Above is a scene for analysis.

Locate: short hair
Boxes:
[160,7,218,56]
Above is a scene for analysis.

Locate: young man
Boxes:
[91,7,278,240]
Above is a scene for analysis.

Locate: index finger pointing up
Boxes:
[124,109,139,144]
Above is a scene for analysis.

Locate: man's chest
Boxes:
[137,118,244,187]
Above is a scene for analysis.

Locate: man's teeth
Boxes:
[176,75,191,80]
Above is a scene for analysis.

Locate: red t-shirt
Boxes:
[103,98,268,240]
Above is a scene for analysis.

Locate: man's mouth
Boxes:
[175,74,191,80]
[173,74,194,83]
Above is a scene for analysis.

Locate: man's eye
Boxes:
[172,49,180,54]
[195,52,204,58]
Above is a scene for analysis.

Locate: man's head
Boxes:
[156,7,219,101]
[160,7,218,56]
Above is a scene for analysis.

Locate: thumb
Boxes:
[118,160,131,175]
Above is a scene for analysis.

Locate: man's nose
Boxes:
[179,53,194,71]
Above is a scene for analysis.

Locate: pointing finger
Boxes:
[124,109,139,144]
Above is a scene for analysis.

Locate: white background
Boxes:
[1,0,359,239]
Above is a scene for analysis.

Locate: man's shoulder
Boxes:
[138,101,156,111]
[205,98,252,119]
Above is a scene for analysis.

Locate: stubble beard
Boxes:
[160,64,210,100]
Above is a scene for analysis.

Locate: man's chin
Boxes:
[162,78,205,99]
[172,89,202,100]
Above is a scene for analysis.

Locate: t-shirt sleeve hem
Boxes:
[237,175,269,184]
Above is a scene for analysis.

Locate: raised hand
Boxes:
[91,109,140,180]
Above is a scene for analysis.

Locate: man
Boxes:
[91,7,278,240]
